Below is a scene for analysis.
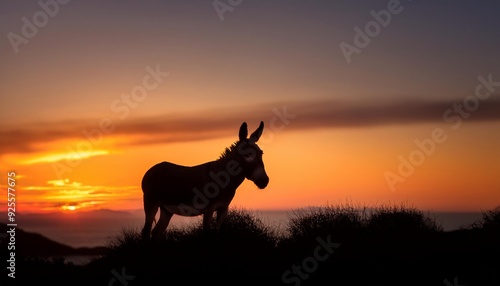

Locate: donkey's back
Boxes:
[142,161,212,202]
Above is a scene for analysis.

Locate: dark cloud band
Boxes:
[2,97,499,155]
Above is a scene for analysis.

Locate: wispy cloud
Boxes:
[22,150,110,164]
[2,98,500,155]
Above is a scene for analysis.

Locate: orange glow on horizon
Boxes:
[1,123,499,214]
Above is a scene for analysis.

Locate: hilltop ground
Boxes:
[2,204,499,286]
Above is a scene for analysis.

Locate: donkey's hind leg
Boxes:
[141,194,159,241]
[151,206,173,239]
[215,207,229,232]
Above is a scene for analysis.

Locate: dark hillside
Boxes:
[2,206,499,286]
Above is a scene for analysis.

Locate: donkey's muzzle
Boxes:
[250,166,269,189]
[255,175,269,189]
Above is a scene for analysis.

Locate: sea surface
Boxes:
[16,209,484,250]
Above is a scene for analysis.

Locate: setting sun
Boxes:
[62,205,77,211]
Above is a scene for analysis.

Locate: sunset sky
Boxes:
[1,1,499,215]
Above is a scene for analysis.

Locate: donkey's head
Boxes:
[236,121,269,189]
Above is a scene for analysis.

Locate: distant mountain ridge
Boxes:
[0,223,107,258]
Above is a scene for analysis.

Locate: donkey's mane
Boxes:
[219,141,239,160]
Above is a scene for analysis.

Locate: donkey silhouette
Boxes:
[141,121,269,240]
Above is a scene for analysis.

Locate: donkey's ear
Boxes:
[249,121,264,142]
[239,122,248,141]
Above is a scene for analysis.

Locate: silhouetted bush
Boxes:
[284,203,443,242]
[366,204,443,234]
[284,203,366,243]
[217,208,279,247]
[470,209,500,233]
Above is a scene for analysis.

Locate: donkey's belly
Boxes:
[161,195,233,217]
[162,204,203,216]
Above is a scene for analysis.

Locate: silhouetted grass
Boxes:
[106,227,142,249]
